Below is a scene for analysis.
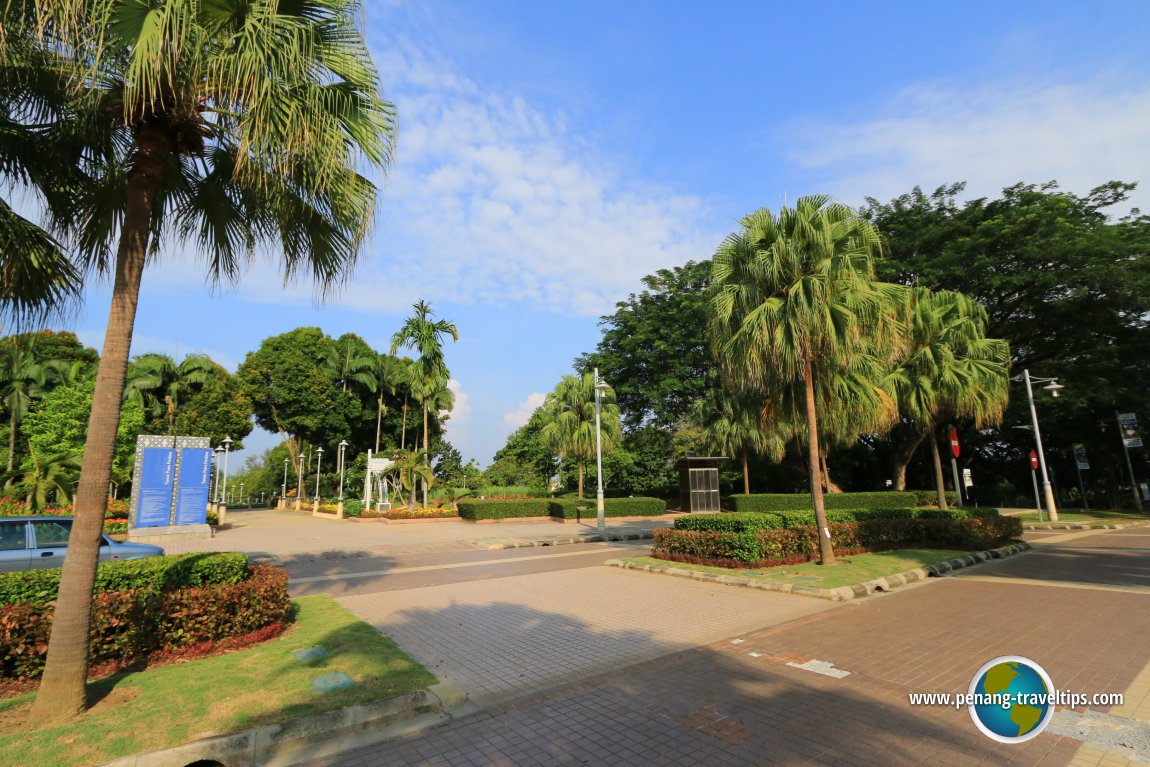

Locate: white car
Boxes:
[0,517,164,572]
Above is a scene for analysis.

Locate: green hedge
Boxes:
[728,492,919,513]
[675,507,999,533]
[0,564,289,679]
[0,552,249,606]
[911,490,959,508]
[456,498,552,520]
[548,497,667,520]
[653,516,1021,567]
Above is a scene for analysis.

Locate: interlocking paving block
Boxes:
[311,672,356,693]
[291,646,330,662]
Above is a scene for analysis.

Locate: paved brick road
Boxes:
[302,526,1150,767]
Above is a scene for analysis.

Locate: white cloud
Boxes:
[503,392,546,429]
[785,80,1150,213]
[442,378,472,453]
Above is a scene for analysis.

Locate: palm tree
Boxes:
[6,444,81,510]
[373,355,408,452]
[692,387,780,495]
[710,196,893,566]
[884,287,1010,506]
[14,1,396,721]
[394,447,435,513]
[124,353,215,433]
[390,300,459,489]
[0,341,50,472]
[539,372,622,499]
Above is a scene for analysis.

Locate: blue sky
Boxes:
[70,0,1150,469]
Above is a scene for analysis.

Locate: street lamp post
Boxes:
[213,446,223,505]
[1022,370,1062,522]
[281,458,289,509]
[239,481,244,507]
[593,368,610,533]
[337,440,349,515]
[296,452,304,510]
[220,436,233,524]
[314,446,324,512]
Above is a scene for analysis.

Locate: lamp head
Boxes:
[1044,380,1064,398]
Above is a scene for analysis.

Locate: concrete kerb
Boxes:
[1022,519,1150,531]
[605,542,1032,602]
[99,681,468,767]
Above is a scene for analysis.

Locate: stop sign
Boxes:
[1029,450,1038,470]
[949,428,960,457]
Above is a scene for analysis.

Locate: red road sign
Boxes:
[949,428,960,458]
[1030,450,1038,470]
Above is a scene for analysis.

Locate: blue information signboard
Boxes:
[136,448,176,527]
[174,447,212,525]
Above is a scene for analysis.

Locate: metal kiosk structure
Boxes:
[675,455,725,513]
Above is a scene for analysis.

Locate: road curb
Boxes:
[605,542,1032,601]
[99,681,468,767]
[1022,519,1150,531]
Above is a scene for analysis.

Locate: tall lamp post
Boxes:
[337,440,349,513]
[593,368,610,533]
[1021,370,1062,522]
[313,446,324,512]
[213,446,224,505]
[296,452,304,510]
[220,436,233,504]
[281,458,289,509]
[239,481,245,507]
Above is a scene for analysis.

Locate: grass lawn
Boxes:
[623,549,971,590]
[0,595,436,767]
[1015,510,1150,525]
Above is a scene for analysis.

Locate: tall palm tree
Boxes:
[710,196,893,566]
[884,287,1010,506]
[390,300,459,481]
[6,444,81,510]
[14,1,396,721]
[539,372,622,499]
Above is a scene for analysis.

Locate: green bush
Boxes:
[475,485,549,499]
[0,552,249,606]
[548,497,667,520]
[456,498,552,520]
[342,498,364,518]
[911,490,959,508]
[728,492,919,513]
[653,516,1022,568]
[674,512,787,533]
[0,564,289,679]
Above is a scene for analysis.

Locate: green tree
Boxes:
[692,388,780,495]
[539,372,622,499]
[0,341,49,472]
[577,261,713,430]
[15,0,396,720]
[490,408,558,489]
[866,182,1149,505]
[710,196,892,565]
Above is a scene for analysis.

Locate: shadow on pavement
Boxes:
[974,544,1150,589]
[299,599,1063,767]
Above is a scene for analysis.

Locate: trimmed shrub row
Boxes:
[0,552,249,606]
[456,498,551,520]
[674,507,999,534]
[548,497,667,520]
[0,564,289,679]
[653,516,1022,568]
[729,491,920,513]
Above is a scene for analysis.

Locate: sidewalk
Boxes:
[302,526,1150,767]
[158,507,673,559]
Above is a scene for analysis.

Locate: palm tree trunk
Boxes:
[578,460,585,500]
[33,128,170,722]
[375,396,383,453]
[804,356,835,566]
[400,401,408,450]
[742,447,750,495]
[6,410,15,474]
[422,405,429,509]
[929,427,948,510]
